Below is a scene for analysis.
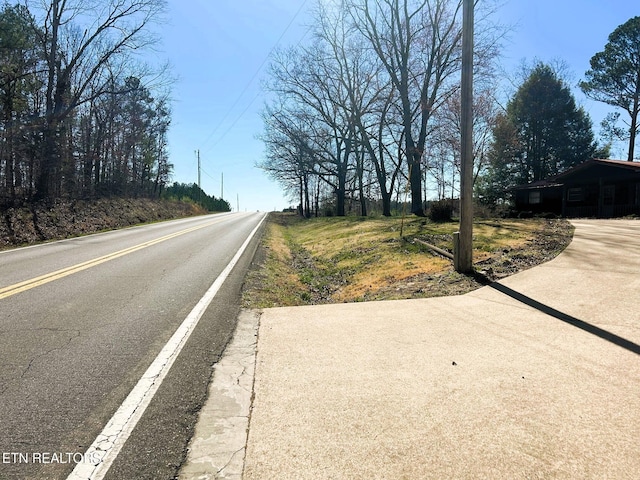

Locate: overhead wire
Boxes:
[200,0,311,154]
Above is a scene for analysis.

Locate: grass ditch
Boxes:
[242,213,574,308]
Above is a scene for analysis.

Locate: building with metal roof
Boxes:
[514,159,640,218]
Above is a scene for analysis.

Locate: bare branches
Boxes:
[31,0,165,120]
[260,0,504,216]
[0,0,171,201]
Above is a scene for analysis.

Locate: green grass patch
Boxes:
[242,213,574,306]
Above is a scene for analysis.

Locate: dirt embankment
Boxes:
[0,198,207,250]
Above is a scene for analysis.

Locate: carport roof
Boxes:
[552,158,640,181]
[513,159,640,190]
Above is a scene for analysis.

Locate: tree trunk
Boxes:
[36,121,58,200]
[629,95,638,161]
[336,154,348,217]
[4,118,15,201]
[359,184,367,217]
[381,191,392,217]
[303,172,311,218]
[409,150,424,216]
[336,183,345,216]
[298,175,304,217]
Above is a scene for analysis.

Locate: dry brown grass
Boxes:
[335,256,450,302]
[242,222,308,308]
[242,213,574,307]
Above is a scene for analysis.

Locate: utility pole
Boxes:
[236,193,239,213]
[221,172,224,200]
[195,149,201,202]
[454,0,474,273]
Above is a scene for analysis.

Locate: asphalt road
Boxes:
[0,212,266,480]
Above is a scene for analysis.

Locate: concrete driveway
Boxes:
[241,219,640,479]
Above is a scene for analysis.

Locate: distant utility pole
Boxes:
[455,0,474,273]
[221,172,224,200]
[195,149,201,202]
[236,193,239,213]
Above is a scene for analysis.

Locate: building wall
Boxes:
[515,163,640,218]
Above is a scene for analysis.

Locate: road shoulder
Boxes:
[178,310,260,480]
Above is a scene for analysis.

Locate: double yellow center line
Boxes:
[0,219,224,301]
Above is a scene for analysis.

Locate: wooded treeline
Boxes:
[259,2,640,217]
[259,0,502,217]
[162,182,231,212]
[0,0,171,207]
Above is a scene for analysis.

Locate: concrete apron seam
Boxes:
[178,309,262,480]
[241,310,263,479]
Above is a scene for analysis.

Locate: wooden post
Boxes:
[455,0,474,273]
[453,232,461,271]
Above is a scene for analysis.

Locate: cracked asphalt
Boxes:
[0,212,265,480]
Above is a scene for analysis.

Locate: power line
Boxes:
[200,166,216,181]
[204,23,313,156]
[205,91,262,153]
[200,0,310,151]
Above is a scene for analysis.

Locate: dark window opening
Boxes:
[528,191,541,204]
[567,188,583,202]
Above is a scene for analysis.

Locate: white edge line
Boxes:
[67,212,267,480]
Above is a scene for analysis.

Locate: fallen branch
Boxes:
[413,238,454,260]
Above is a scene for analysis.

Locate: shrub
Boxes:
[429,199,453,222]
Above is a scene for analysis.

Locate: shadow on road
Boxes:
[489,282,640,356]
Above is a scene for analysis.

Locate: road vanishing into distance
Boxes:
[0,212,266,480]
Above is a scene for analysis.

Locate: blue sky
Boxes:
[161,0,638,212]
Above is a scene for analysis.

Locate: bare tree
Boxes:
[264,42,360,216]
[428,85,500,198]
[314,1,407,216]
[259,0,504,216]
[25,0,166,198]
[259,102,318,217]
[348,0,464,216]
